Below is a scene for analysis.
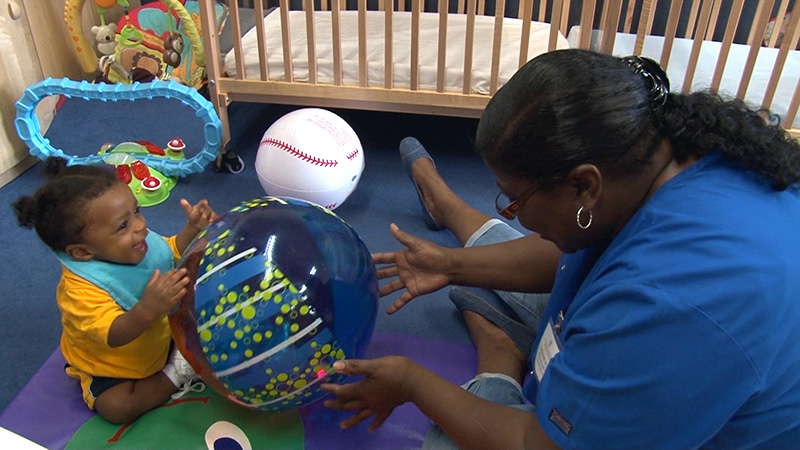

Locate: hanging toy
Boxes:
[163,34,184,69]
[91,22,117,56]
[162,9,184,69]
[90,0,128,83]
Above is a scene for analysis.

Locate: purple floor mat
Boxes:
[0,332,476,449]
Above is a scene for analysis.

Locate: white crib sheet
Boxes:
[567,27,800,128]
[224,10,569,94]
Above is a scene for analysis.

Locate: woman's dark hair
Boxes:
[12,157,121,251]
[476,49,800,191]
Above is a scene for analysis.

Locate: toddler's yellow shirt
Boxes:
[56,236,181,408]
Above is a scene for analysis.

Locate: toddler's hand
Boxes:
[181,198,217,232]
[138,268,190,323]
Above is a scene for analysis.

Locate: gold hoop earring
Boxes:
[576,205,593,230]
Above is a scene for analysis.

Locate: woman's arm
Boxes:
[322,357,557,448]
[446,233,560,293]
[375,225,561,314]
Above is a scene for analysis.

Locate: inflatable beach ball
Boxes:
[255,108,364,210]
[169,197,379,413]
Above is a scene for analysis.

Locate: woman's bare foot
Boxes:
[401,137,493,245]
[410,156,448,226]
[463,310,527,384]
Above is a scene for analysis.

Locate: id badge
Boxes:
[534,318,563,383]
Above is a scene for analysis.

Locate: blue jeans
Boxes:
[422,374,536,449]
[462,219,548,334]
[422,219,547,449]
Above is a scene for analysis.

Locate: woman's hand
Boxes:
[321,356,415,432]
[372,224,451,314]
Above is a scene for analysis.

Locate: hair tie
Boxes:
[623,55,670,106]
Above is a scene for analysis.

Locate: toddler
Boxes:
[12,157,217,424]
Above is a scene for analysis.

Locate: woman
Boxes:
[321,49,800,448]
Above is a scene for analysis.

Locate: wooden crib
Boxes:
[196,0,800,159]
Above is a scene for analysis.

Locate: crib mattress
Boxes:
[224,10,569,94]
[568,27,800,128]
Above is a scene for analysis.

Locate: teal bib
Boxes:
[57,231,175,310]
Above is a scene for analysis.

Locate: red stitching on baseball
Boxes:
[346,149,359,161]
[261,138,338,167]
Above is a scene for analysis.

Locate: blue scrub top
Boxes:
[524,153,800,448]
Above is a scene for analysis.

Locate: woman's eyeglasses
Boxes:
[495,184,539,220]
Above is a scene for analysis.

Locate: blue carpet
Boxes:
[0,96,526,413]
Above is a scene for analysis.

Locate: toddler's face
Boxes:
[80,183,149,265]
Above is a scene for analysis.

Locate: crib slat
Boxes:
[331,0,344,85]
[549,0,565,52]
[762,5,800,112]
[623,0,637,34]
[681,0,714,93]
[709,0,744,94]
[659,0,683,70]
[738,0,776,99]
[518,0,534,68]
[462,0,477,94]
[489,0,506,94]
[437,0,449,93]
[560,0,571,35]
[644,0,657,35]
[253,0,269,81]
[229,0,246,79]
[599,0,623,55]
[785,79,800,131]
[279,0,294,82]
[705,0,722,41]
[304,0,317,84]
[684,0,700,38]
[197,0,222,83]
[385,7,394,89]
[198,0,230,153]
[358,0,368,87]
[632,0,656,56]
[537,0,546,22]
[577,0,597,50]
[598,0,610,39]
[746,0,767,45]
[767,0,791,48]
[411,0,421,90]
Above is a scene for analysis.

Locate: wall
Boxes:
[0,0,140,187]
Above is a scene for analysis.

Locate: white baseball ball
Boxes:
[255,108,364,210]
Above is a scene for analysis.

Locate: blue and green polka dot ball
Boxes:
[169,197,378,412]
